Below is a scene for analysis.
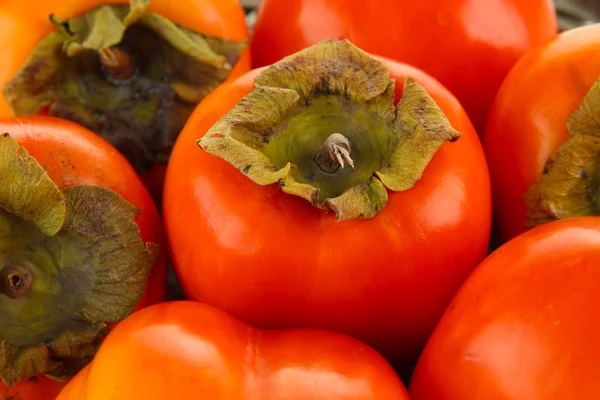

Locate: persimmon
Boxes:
[0,116,166,399]
[250,0,558,134]
[410,217,600,399]
[57,301,411,400]
[484,24,600,243]
[0,0,250,202]
[163,40,492,366]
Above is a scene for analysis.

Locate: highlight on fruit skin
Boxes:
[56,301,413,400]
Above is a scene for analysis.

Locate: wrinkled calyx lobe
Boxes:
[3,0,247,173]
[0,133,157,387]
[524,76,600,228]
[198,39,461,222]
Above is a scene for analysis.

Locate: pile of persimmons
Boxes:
[0,0,598,399]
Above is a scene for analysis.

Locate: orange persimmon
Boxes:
[57,301,411,400]
[163,40,492,367]
[410,217,600,399]
[484,24,600,243]
[0,116,167,398]
[250,0,558,134]
[0,0,250,202]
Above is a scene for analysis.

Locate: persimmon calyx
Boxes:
[197,39,461,222]
[524,77,600,228]
[0,134,158,387]
[2,0,247,173]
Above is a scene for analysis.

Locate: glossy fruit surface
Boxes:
[484,24,600,242]
[57,301,411,400]
[1,376,65,400]
[0,0,251,202]
[409,217,600,399]
[0,116,167,398]
[250,0,558,133]
[163,49,492,366]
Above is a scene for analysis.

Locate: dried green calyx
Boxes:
[3,0,247,173]
[524,76,600,227]
[197,39,461,221]
[0,133,158,387]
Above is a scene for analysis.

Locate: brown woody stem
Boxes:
[100,47,136,83]
[316,133,355,173]
[0,266,32,299]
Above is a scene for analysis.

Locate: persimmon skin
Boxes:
[249,0,558,134]
[0,116,168,398]
[163,56,492,366]
[53,366,90,400]
[409,217,600,399]
[483,24,600,243]
[0,0,251,203]
[57,301,411,400]
[1,376,65,400]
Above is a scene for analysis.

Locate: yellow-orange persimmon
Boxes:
[0,0,250,202]
[58,301,411,400]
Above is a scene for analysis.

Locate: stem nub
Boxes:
[316,133,355,173]
[0,265,32,299]
[100,47,136,83]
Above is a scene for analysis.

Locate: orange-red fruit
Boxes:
[163,56,492,366]
[250,0,558,134]
[57,301,411,400]
[484,24,600,243]
[410,217,600,399]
